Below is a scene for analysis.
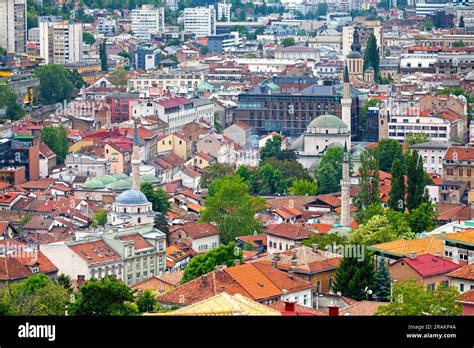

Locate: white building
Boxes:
[128,72,204,94]
[97,18,116,35]
[0,0,27,53]
[409,141,453,176]
[39,18,83,64]
[131,5,165,41]
[217,2,232,22]
[184,6,216,37]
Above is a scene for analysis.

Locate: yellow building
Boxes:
[104,143,132,174]
[157,133,192,160]
[145,292,281,316]
[186,152,216,169]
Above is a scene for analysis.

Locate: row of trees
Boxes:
[0,274,160,316]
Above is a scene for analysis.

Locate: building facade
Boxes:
[39,18,83,64]
[184,6,216,37]
[0,0,27,53]
[131,5,165,41]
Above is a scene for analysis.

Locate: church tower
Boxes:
[341,64,352,150]
[131,120,141,191]
[340,142,351,227]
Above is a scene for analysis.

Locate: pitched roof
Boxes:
[339,301,388,316]
[68,240,121,265]
[237,234,267,248]
[265,223,315,240]
[39,143,56,159]
[131,275,175,293]
[180,222,219,239]
[234,120,251,130]
[274,206,302,220]
[267,195,318,211]
[195,152,215,162]
[444,146,474,161]
[117,233,154,250]
[155,96,193,109]
[268,301,327,316]
[0,250,58,281]
[438,229,474,246]
[19,178,55,190]
[392,254,460,277]
[448,264,474,280]
[0,192,21,205]
[458,289,474,304]
[369,237,444,257]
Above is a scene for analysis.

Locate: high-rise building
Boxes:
[184,6,216,37]
[217,2,232,22]
[0,0,27,53]
[131,5,165,41]
[39,18,83,64]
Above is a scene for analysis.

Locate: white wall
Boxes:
[192,235,220,253]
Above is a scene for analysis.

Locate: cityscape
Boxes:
[1,0,474,321]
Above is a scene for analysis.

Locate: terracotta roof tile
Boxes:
[340,301,388,316]
[445,146,474,161]
[268,301,327,316]
[438,229,474,246]
[118,233,154,250]
[459,289,474,303]
[448,264,474,281]
[369,237,444,257]
[180,222,219,239]
[265,223,315,240]
[68,240,121,265]
[392,255,460,277]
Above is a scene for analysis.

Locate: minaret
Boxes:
[341,64,352,150]
[340,142,351,227]
[131,120,141,191]
[396,63,402,100]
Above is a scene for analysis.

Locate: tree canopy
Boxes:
[363,34,380,80]
[108,68,129,86]
[91,209,108,227]
[288,179,318,196]
[34,64,74,104]
[181,242,243,284]
[200,163,234,188]
[314,147,349,194]
[40,125,69,164]
[0,83,25,121]
[140,183,170,214]
[375,139,403,173]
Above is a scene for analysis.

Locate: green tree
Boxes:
[351,215,398,246]
[333,250,375,301]
[386,209,415,240]
[181,242,243,284]
[405,133,430,146]
[373,259,391,302]
[40,125,69,163]
[363,34,380,80]
[0,83,26,121]
[359,99,381,130]
[252,164,287,194]
[405,149,430,211]
[260,135,282,161]
[424,17,433,31]
[452,40,465,47]
[288,179,318,196]
[140,183,170,214]
[154,212,169,234]
[354,150,380,215]
[388,158,405,211]
[69,69,86,89]
[200,163,234,188]
[375,139,403,173]
[99,41,108,72]
[376,280,462,316]
[314,147,348,194]
[262,158,311,182]
[303,233,348,250]
[69,275,137,316]
[108,68,128,86]
[83,32,96,45]
[0,47,6,56]
[355,202,384,224]
[34,64,74,104]
[56,274,73,294]
[459,15,465,28]
[407,202,437,234]
[136,290,158,313]
[200,175,266,244]
[281,37,295,47]
[91,209,107,227]
[0,274,69,315]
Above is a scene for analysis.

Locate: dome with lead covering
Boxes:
[99,175,117,185]
[115,189,149,205]
[113,173,130,181]
[308,114,348,130]
[83,178,106,189]
[347,51,363,59]
[140,174,160,184]
[110,179,132,190]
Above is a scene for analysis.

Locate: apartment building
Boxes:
[131,5,165,41]
[128,72,204,93]
[39,18,83,64]
[443,146,474,188]
[0,0,27,53]
[184,6,216,37]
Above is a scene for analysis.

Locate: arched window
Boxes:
[138,217,141,224]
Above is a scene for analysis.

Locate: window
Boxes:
[427,283,435,291]
[440,280,448,288]
[444,250,453,258]
[460,284,465,292]
[459,250,468,261]
[279,243,282,251]
[459,169,464,176]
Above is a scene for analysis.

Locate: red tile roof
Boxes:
[392,255,460,277]
[118,233,154,250]
[448,264,474,281]
[237,234,267,248]
[265,223,315,240]
[234,120,251,130]
[39,143,56,159]
[195,152,215,162]
[268,301,327,316]
[156,96,193,109]
[274,206,302,220]
[459,289,474,303]
[0,192,21,204]
[445,146,474,161]
[68,240,121,265]
[314,194,341,208]
[180,222,219,239]
[0,250,58,281]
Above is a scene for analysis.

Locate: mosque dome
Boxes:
[110,179,132,190]
[113,173,130,181]
[347,51,363,59]
[308,114,348,130]
[115,189,149,205]
[99,175,117,185]
[140,174,160,184]
[83,178,106,189]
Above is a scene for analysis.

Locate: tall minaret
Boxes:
[131,120,141,191]
[341,64,352,150]
[340,142,351,227]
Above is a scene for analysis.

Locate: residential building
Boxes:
[0,0,27,53]
[207,33,242,54]
[448,264,474,293]
[105,92,139,124]
[128,72,204,94]
[217,2,231,22]
[39,18,83,64]
[104,142,132,175]
[409,141,453,176]
[135,43,161,71]
[439,230,474,265]
[157,133,192,160]
[168,222,220,253]
[196,133,235,164]
[443,146,474,188]
[266,223,315,254]
[389,254,461,291]
[154,97,196,134]
[65,153,110,177]
[0,137,39,182]
[97,18,116,35]
[131,5,165,41]
[186,152,216,169]
[38,143,57,178]
[223,121,252,147]
[274,46,320,61]
[184,6,216,37]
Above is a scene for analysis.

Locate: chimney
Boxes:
[201,274,208,287]
[284,300,295,313]
[77,275,85,287]
[311,244,319,252]
[291,249,297,260]
[288,270,294,279]
[291,259,298,269]
[328,305,339,316]
[235,259,241,266]
[436,250,441,257]
[409,252,417,260]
